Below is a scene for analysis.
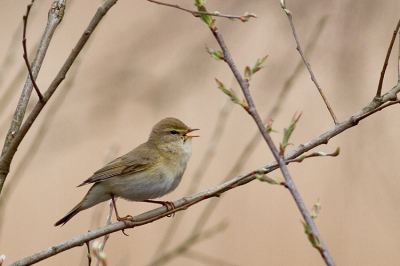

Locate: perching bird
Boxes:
[55,117,198,226]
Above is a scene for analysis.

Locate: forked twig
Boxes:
[22,0,43,100]
[280,0,338,124]
[377,19,400,97]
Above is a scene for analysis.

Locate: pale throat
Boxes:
[161,138,193,164]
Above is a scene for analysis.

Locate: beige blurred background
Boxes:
[1,0,400,265]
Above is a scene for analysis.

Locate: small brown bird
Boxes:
[55,117,198,226]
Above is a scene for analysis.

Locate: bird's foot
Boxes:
[163,201,176,217]
[142,200,176,217]
[117,214,135,223]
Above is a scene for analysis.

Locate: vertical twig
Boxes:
[85,242,92,266]
[280,0,338,124]
[95,199,114,266]
[22,0,43,100]
[376,19,400,97]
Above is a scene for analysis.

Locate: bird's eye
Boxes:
[170,130,178,135]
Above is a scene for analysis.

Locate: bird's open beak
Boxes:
[184,128,200,138]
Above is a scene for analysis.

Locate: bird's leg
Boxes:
[141,199,176,217]
[111,195,134,222]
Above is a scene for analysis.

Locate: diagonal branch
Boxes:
[1,0,65,160]
[147,0,256,22]
[210,26,335,266]
[0,0,119,196]
[151,18,328,260]
[8,81,400,266]
[280,0,338,124]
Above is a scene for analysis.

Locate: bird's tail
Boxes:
[54,202,82,226]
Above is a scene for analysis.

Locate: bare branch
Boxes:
[280,0,338,124]
[0,0,66,194]
[0,0,119,195]
[376,19,400,97]
[96,199,114,266]
[148,0,256,22]
[210,25,335,266]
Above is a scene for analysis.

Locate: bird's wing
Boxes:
[77,143,160,186]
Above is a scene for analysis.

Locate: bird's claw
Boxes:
[163,201,176,217]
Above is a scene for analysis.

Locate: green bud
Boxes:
[244,66,252,81]
[206,47,223,61]
[310,199,321,218]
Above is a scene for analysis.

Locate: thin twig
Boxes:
[377,19,400,97]
[22,0,43,100]
[354,99,400,121]
[85,242,92,266]
[96,199,114,266]
[8,81,400,265]
[280,1,338,124]
[147,0,256,22]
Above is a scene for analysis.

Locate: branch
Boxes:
[210,26,335,266]
[95,199,114,266]
[153,14,325,266]
[147,0,256,22]
[0,0,119,195]
[280,0,338,124]
[8,84,400,265]
[22,0,43,100]
[377,19,400,97]
[0,0,65,170]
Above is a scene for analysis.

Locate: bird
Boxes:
[54,117,199,226]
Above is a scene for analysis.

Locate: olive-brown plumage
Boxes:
[55,117,198,226]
